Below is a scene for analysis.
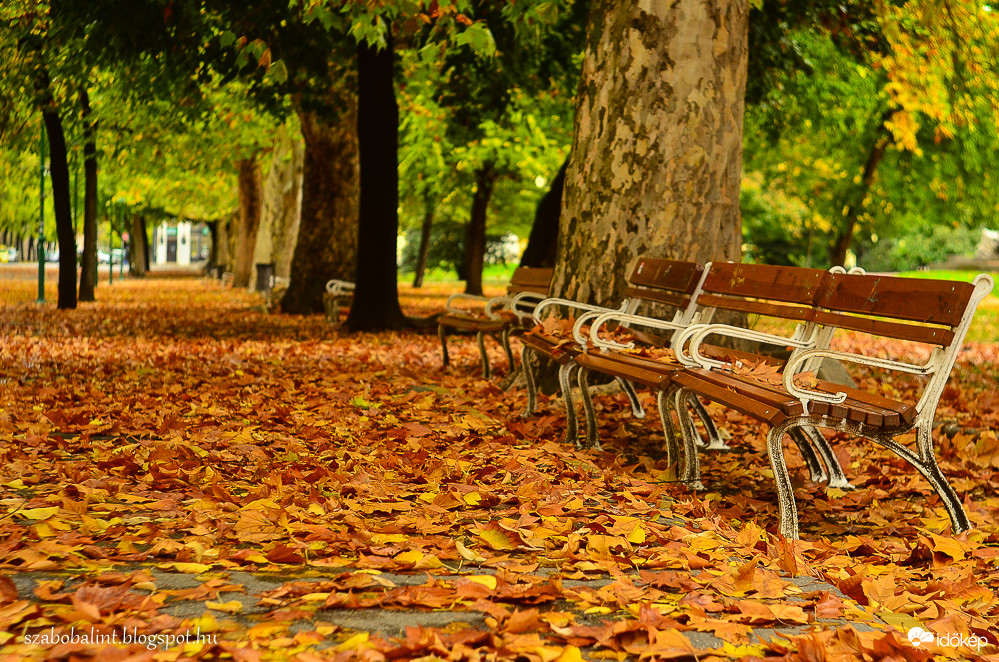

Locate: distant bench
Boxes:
[437,267,553,378]
[324,279,355,324]
[526,259,993,538]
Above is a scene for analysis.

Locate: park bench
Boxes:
[580,266,994,538]
[570,262,850,487]
[519,257,709,447]
[437,267,553,378]
[324,279,355,324]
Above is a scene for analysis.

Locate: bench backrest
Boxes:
[507,267,554,296]
[814,273,991,346]
[623,257,705,312]
[696,261,829,322]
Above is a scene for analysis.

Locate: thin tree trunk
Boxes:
[142,216,151,271]
[233,156,263,288]
[281,89,359,314]
[412,194,434,288]
[462,164,496,297]
[42,108,77,309]
[829,118,889,268]
[130,214,147,277]
[520,158,568,268]
[346,31,407,331]
[79,88,98,301]
[553,1,748,305]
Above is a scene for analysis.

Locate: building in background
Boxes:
[151,221,210,265]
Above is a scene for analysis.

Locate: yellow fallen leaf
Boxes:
[555,645,584,662]
[456,540,487,563]
[626,524,646,544]
[206,600,244,614]
[162,562,213,574]
[463,491,482,506]
[394,549,443,569]
[465,575,497,590]
[189,613,221,633]
[301,593,331,602]
[334,632,370,652]
[18,506,59,520]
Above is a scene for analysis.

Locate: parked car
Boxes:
[98,251,111,264]
[7,247,18,262]
[46,249,60,263]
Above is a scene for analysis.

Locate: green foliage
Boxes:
[858,223,983,272]
[398,219,518,276]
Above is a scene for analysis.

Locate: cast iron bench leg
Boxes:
[767,421,801,540]
[798,426,853,489]
[521,345,538,417]
[577,366,600,450]
[500,329,515,373]
[660,387,703,490]
[618,379,646,419]
[558,363,579,447]
[686,393,726,450]
[476,331,490,378]
[789,428,828,484]
[438,325,450,367]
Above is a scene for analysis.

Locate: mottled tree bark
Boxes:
[253,125,304,281]
[553,0,748,304]
[346,33,407,331]
[233,156,263,289]
[462,164,496,296]
[78,89,98,301]
[281,91,359,314]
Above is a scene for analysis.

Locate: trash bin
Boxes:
[255,263,275,293]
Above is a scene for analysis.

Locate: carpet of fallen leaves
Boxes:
[1,275,998,662]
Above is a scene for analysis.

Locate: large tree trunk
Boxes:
[520,158,568,268]
[280,91,359,314]
[412,193,435,288]
[79,89,98,301]
[42,108,78,309]
[253,124,304,281]
[129,214,147,277]
[829,117,889,268]
[553,0,748,305]
[233,156,263,288]
[462,163,496,297]
[346,32,407,331]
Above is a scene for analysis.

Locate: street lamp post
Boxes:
[37,122,45,304]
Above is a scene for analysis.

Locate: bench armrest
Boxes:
[532,297,625,325]
[588,310,685,351]
[782,347,937,413]
[326,279,356,297]
[507,291,548,323]
[680,322,817,369]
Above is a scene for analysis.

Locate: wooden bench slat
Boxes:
[702,263,828,305]
[679,368,805,416]
[628,258,704,292]
[811,310,955,345]
[673,371,790,426]
[818,274,975,327]
[621,286,691,309]
[693,294,815,321]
